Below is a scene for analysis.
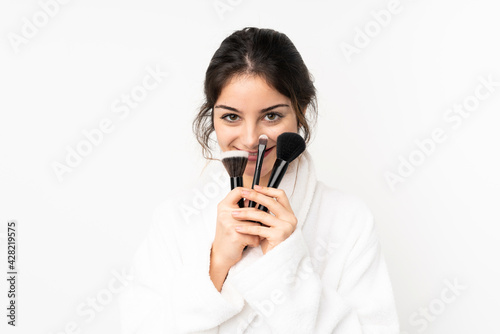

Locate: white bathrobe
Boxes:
[118,151,400,333]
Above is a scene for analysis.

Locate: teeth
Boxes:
[249,152,257,156]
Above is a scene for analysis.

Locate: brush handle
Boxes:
[229,176,247,250]
[230,176,244,208]
[257,159,289,212]
[248,143,267,208]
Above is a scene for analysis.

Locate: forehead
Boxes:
[216,74,290,110]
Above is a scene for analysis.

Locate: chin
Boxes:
[244,164,256,177]
[243,155,276,183]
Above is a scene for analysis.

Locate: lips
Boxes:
[236,147,274,154]
[244,146,274,161]
[263,146,274,157]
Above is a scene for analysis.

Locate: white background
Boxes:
[1,0,499,333]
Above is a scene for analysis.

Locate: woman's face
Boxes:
[213,74,299,186]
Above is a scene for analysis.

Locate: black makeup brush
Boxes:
[257,132,306,213]
[248,134,268,208]
[221,150,249,208]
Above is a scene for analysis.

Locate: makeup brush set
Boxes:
[221,132,306,216]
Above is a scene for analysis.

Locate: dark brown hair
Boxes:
[193,27,317,159]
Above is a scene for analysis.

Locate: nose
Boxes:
[240,123,260,150]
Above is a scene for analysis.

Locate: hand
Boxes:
[232,185,298,254]
[211,187,261,268]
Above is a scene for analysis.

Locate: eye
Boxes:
[264,112,283,122]
[221,113,240,122]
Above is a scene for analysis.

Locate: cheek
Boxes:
[284,117,300,133]
[214,123,233,150]
[267,118,299,139]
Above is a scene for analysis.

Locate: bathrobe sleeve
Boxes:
[118,201,246,334]
[317,205,400,333]
[224,200,400,334]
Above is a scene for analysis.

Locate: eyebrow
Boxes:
[214,104,290,113]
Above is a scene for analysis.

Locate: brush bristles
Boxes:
[259,134,268,146]
[276,132,306,162]
[221,150,249,177]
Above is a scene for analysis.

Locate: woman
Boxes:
[119,27,400,333]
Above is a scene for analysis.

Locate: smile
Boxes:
[242,146,274,161]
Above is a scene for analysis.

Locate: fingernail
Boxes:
[232,210,241,216]
[235,226,243,231]
[254,185,262,190]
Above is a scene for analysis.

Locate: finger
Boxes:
[232,208,283,228]
[241,189,289,218]
[235,224,272,239]
[240,234,260,248]
[221,187,245,207]
[254,185,292,211]
[233,218,264,227]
